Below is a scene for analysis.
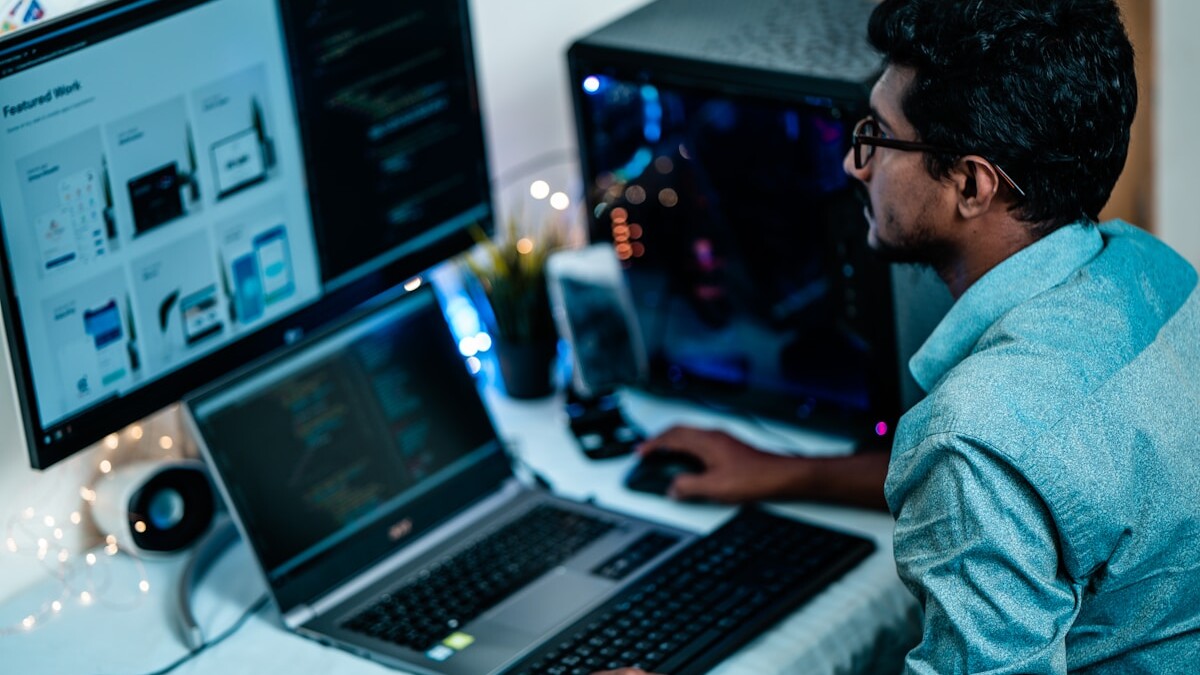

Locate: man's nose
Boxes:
[843,147,868,182]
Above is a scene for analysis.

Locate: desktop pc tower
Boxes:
[568,0,950,438]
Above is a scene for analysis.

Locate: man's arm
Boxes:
[638,425,890,510]
[888,433,1081,674]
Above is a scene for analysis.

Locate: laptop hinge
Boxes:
[284,604,316,630]
[300,479,526,625]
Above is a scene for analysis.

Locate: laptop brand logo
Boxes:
[388,518,414,541]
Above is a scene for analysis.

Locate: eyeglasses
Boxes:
[851,117,1026,198]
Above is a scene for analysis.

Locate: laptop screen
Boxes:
[188,286,510,608]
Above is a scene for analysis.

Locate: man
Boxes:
[596,0,1200,672]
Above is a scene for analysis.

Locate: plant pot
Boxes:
[494,338,557,399]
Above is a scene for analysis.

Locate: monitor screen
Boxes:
[0,0,491,468]
[571,66,900,439]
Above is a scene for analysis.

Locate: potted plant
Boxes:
[461,214,564,398]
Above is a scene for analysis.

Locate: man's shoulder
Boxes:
[1015,220,1195,333]
[899,345,1085,462]
[973,222,1194,406]
[896,249,1200,564]
[903,227,1198,461]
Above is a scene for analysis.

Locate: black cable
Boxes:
[113,592,270,675]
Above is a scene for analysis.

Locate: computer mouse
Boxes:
[623,449,706,496]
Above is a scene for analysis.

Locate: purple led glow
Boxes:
[875,421,889,436]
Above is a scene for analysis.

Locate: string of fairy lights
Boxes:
[0,506,151,636]
[0,423,180,637]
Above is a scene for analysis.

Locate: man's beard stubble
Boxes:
[854,182,950,271]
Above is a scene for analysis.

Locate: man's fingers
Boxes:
[638,425,693,454]
[639,426,718,462]
[669,472,721,501]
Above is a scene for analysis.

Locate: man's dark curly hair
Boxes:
[867,0,1136,234]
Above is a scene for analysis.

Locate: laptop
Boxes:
[184,284,697,674]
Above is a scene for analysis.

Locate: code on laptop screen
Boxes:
[193,289,497,576]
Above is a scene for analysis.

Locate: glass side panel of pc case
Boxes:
[572,64,900,440]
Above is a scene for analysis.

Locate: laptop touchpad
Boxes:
[486,568,611,636]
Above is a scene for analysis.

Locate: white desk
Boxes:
[0,388,919,674]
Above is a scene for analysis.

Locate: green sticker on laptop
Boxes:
[443,632,476,650]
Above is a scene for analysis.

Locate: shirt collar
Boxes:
[909,221,1104,393]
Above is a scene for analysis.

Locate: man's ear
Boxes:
[949,156,1002,219]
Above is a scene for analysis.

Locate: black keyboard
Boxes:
[503,506,875,675]
[342,504,615,652]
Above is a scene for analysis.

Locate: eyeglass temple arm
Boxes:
[855,136,1026,198]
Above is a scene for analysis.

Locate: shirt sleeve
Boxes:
[885,433,1083,675]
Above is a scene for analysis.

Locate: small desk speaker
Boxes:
[90,459,216,555]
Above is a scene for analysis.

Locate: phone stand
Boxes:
[564,388,642,460]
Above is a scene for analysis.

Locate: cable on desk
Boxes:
[110,592,269,675]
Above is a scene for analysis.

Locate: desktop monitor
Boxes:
[568,0,901,441]
[0,0,492,469]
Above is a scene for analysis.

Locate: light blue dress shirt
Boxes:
[885,221,1200,674]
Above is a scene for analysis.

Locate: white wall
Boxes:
[0,0,651,603]
[1156,1,1200,268]
[468,0,651,210]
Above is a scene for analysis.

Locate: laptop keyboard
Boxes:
[503,506,875,675]
[342,504,615,652]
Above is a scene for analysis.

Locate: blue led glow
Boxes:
[445,295,483,342]
[785,111,800,141]
[640,84,662,143]
[615,147,654,183]
[582,75,602,94]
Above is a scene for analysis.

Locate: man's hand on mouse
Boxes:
[637,425,812,503]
